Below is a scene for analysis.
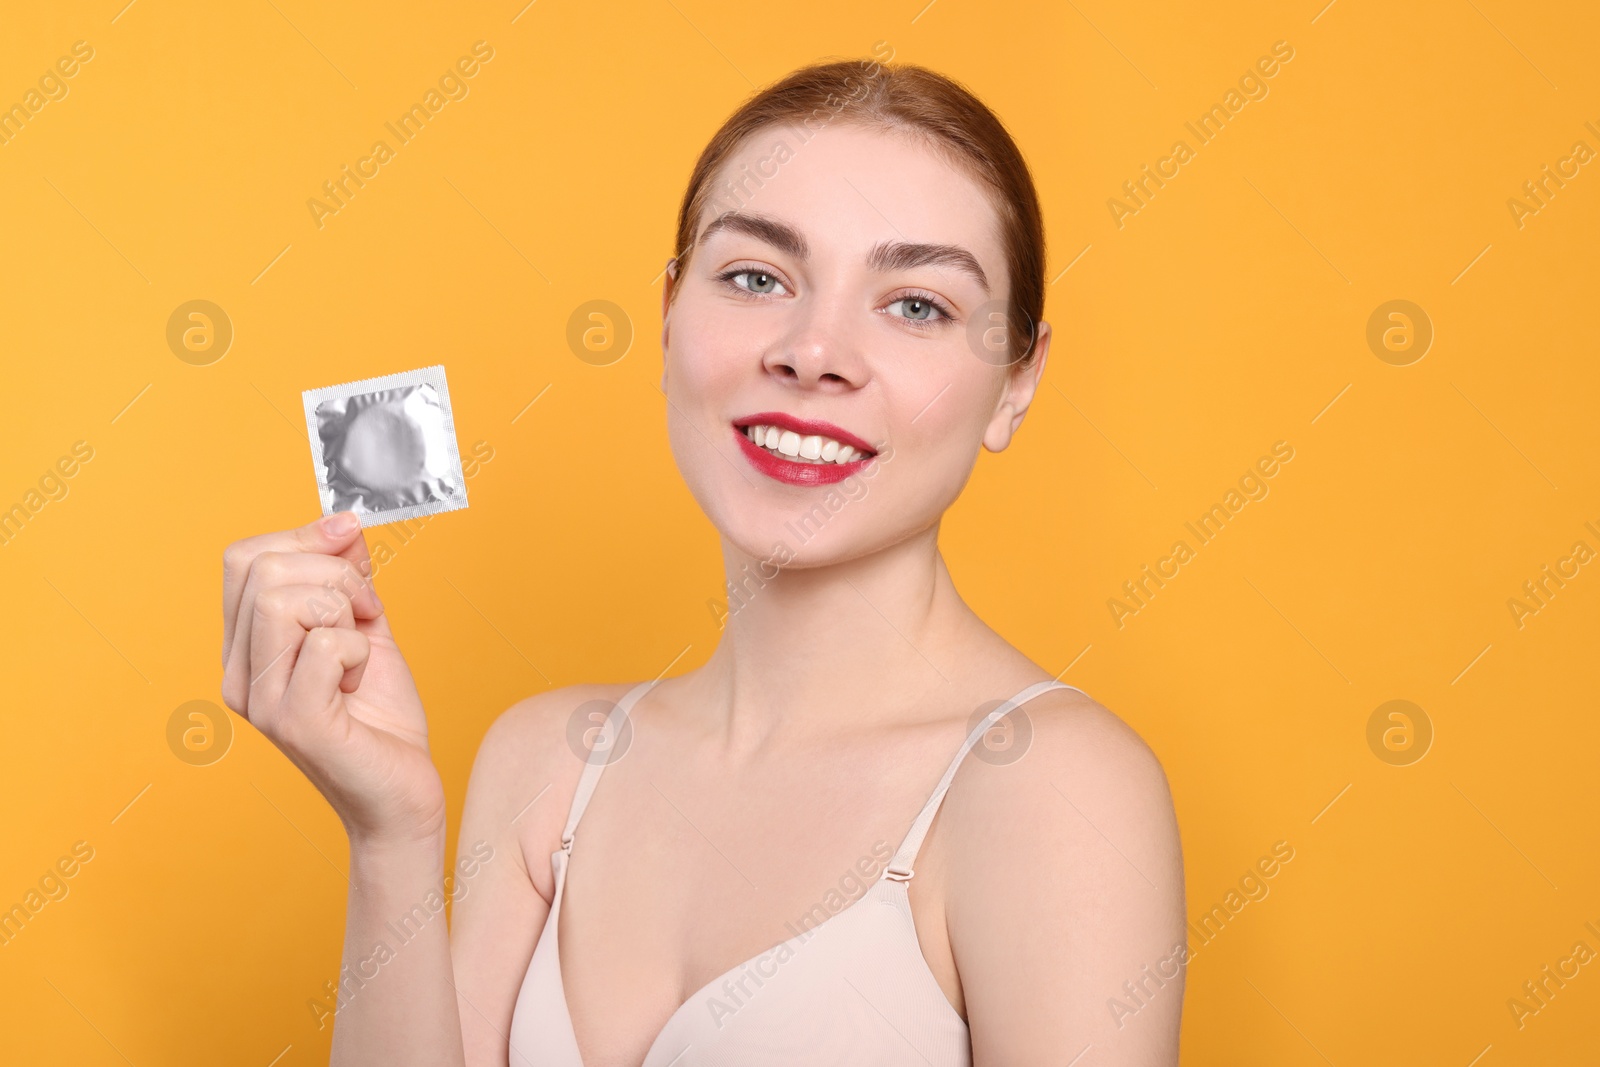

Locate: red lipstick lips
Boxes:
[732,411,879,487]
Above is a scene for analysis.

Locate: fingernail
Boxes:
[323,512,358,536]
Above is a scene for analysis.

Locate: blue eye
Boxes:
[722,269,788,296]
[889,297,938,321]
[885,293,954,329]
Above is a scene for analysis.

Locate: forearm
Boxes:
[330,833,467,1067]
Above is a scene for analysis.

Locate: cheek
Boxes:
[661,313,748,505]
[668,291,749,376]
[906,423,979,503]
[843,405,978,535]
[665,308,746,423]
[887,373,1000,492]
[888,362,999,455]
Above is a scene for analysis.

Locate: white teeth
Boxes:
[741,422,868,465]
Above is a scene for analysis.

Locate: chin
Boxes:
[694,489,832,557]
[722,493,945,573]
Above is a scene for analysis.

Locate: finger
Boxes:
[339,653,369,695]
[238,583,355,721]
[225,553,358,710]
[236,582,355,718]
[337,612,394,694]
[327,522,377,598]
[222,511,368,666]
[222,511,365,667]
[282,626,371,738]
[224,537,383,688]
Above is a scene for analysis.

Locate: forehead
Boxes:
[695,123,1004,275]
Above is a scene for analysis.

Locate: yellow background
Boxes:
[2,0,1596,1063]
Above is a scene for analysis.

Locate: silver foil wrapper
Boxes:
[301,365,468,526]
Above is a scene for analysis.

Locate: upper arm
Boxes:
[946,692,1186,1066]
[450,685,613,1066]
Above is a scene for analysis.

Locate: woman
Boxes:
[220,59,1185,1066]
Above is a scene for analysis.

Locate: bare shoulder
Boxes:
[460,681,637,902]
[938,682,1186,1062]
[964,680,1178,873]
[943,682,1175,823]
[450,682,638,1057]
[1016,684,1174,809]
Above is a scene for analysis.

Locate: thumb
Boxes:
[297,510,364,553]
[301,511,377,582]
[296,512,381,612]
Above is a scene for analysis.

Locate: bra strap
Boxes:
[560,679,658,852]
[883,680,1084,881]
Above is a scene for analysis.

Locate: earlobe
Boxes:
[981,401,1018,453]
[983,321,1053,453]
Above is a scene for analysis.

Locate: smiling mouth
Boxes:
[736,422,873,465]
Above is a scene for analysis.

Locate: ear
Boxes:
[981,320,1051,453]
[660,256,679,392]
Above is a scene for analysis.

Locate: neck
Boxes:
[694,524,979,750]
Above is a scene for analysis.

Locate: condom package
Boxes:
[301,365,468,527]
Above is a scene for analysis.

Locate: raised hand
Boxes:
[221,511,446,846]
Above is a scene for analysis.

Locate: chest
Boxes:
[537,749,967,1065]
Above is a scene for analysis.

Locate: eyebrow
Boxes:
[697,211,990,294]
[868,239,990,295]
[700,211,809,260]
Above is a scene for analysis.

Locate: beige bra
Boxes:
[507,678,1080,1065]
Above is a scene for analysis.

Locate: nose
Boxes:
[761,291,868,392]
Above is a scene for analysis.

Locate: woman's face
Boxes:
[661,122,1049,567]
